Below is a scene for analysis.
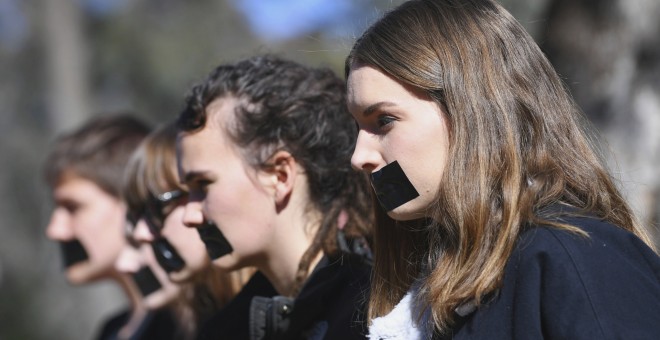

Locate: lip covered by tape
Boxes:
[60,239,89,268]
[151,238,186,273]
[196,221,233,260]
[371,161,420,211]
[132,266,162,297]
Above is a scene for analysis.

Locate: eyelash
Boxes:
[189,180,211,196]
[376,115,396,128]
[62,203,79,213]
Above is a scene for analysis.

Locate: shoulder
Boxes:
[504,215,660,338]
[513,215,660,278]
[136,309,178,340]
[292,254,372,339]
[95,309,130,340]
[197,272,277,340]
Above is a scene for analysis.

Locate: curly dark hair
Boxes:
[177,55,373,294]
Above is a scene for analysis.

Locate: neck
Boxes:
[111,271,149,339]
[261,249,324,297]
[259,209,324,297]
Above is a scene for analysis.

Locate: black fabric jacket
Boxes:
[436,212,660,339]
[196,271,278,339]
[96,308,178,340]
[197,251,372,340]
[249,253,372,340]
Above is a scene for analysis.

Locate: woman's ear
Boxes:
[261,151,297,208]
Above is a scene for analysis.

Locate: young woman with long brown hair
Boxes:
[121,123,251,339]
[346,0,660,338]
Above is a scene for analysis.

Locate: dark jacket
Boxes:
[438,212,660,339]
[250,253,372,340]
[96,308,178,340]
[196,271,278,339]
[198,250,372,340]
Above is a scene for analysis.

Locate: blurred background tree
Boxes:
[0,0,657,338]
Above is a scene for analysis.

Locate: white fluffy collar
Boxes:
[368,288,433,340]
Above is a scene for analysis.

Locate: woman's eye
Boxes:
[62,202,80,214]
[376,115,396,128]
[189,180,210,198]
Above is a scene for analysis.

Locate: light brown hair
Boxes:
[44,114,150,196]
[123,123,251,338]
[346,0,655,332]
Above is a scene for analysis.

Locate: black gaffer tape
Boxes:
[133,266,162,297]
[196,221,233,260]
[60,239,89,268]
[370,160,420,211]
[151,238,186,273]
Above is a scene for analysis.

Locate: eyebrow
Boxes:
[182,171,212,184]
[54,197,78,207]
[363,101,398,117]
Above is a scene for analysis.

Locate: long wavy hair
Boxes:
[123,123,251,339]
[177,55,373,295]
[346,0,655,332]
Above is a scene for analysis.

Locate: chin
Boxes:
[168,270,192,284]
[66,272,88,285]
[65,263,100,285]
[144,290,174,310]
[386,206,428,221]
[211,255,243,272]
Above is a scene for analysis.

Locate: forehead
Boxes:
[177,98,240,173]
[346,65,421,112]
[54,174,110,200]
[346,65,383,102]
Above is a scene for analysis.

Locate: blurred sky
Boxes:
[0,0,370,57]
[81,0,356,39]
[230,0,357,40]
[0,0,28,52]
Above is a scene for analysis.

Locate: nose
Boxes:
[182,200,204,228]
[115,244,142,274]
[133,219,155,243]
[351,129,382,173]
[45,208,75,241]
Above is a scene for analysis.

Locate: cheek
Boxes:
[391,134,447,199]
[83,206,125,259]
[163,214,208,265]
[205,179,267,224]
[162,208,187,238]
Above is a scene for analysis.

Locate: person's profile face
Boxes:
[177,98,279,272]
[347,65,451,221]
[129,190,211,283]
[46,174,126,284]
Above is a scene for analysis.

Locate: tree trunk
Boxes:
[43,0,91,134]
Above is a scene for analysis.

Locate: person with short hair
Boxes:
[44,114,178,339]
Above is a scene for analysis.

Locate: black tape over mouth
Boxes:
[132,266,162,297]
[60,239,89,268]
[151,238,186,273]
[370,161,420,211]
[196,221,233,260]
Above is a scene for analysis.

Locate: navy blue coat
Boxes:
[441,213,660,339]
